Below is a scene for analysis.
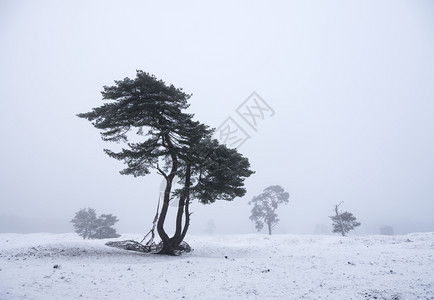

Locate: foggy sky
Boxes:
[1,0,433,236]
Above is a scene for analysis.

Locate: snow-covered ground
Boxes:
[0,232,433,299]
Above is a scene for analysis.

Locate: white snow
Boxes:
[0,232,433,299]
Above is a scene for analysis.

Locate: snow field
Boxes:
[0,233,433,299]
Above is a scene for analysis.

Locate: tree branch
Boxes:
[156,163,168,180]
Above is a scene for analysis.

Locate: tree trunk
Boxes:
[157,175,176,254]
[266,206,276,235]
[156,134,182,255]
[335,203,345,236]
[171,164,190,246]
[178,164,192,244]
[166,163,193,250]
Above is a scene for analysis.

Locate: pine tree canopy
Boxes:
[78,71,199,176]
[78,70,253,201]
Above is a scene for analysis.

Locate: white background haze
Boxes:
[1,0,433,235]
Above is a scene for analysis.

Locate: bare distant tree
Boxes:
[379,225,394,235]
[249,185,289,235]
[314,224,328,235]
[204,219,216,235]
[330,202,361,236]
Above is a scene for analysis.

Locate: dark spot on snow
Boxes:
[225,256,228,259]
[53,264,61,269]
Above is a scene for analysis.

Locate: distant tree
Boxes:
[249,185,290,235]
[71,209,120,239]
[379,225,394,235]
[330,202,361,236]
[71,208,97,239]
[314,224,328,235]
[204,219,216,235]
[92,214,121,239]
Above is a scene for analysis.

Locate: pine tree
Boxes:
[330,202,361,236]
[71,208,97,239]
[78,71,253,254]
[249,185,289,235]
[92,214,121,239]
[71,209,121,239]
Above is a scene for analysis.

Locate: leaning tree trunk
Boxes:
[157,175,175,254]
[156,134,179,255]
[171,163,191,247]
[179,165,192,243]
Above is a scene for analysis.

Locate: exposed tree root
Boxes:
[105,240,161,253]
[105,240,191,255]
[104,194,192,255]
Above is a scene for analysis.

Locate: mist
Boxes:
[1,0,433,236]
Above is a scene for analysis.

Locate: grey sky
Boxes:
[1,0,433,235]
